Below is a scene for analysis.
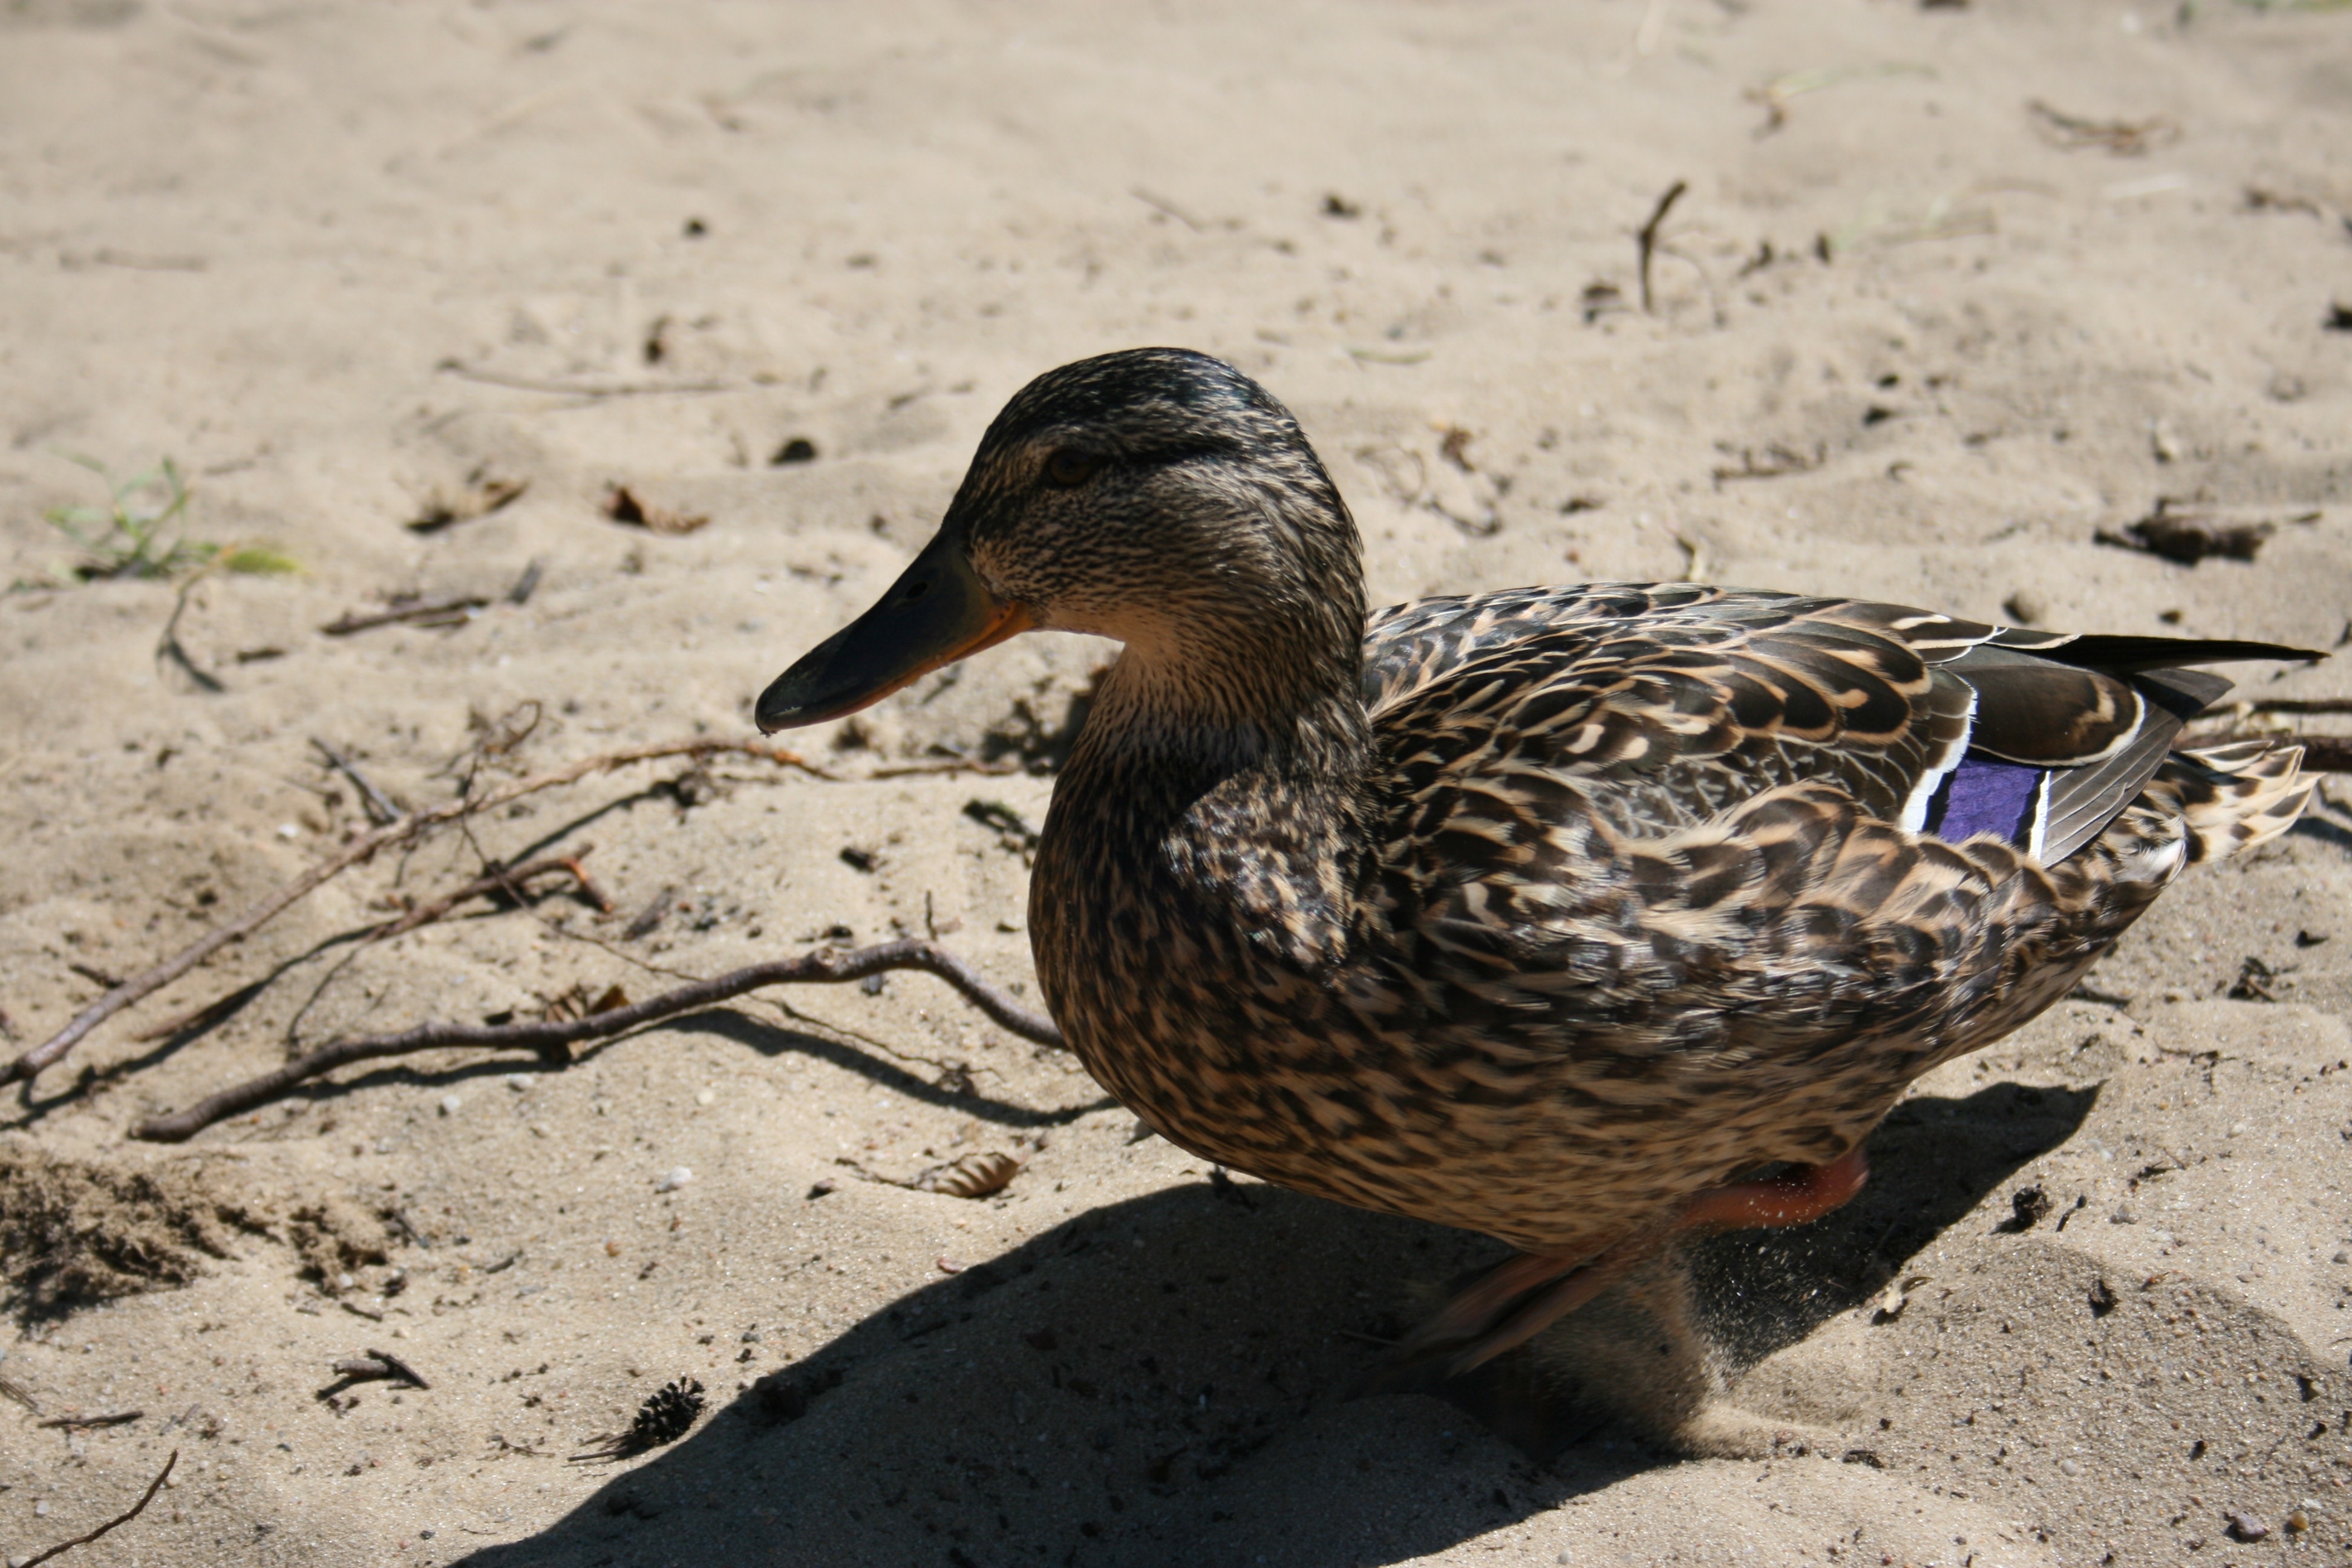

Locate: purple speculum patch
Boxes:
[1921,754,2045,849]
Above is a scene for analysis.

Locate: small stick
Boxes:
[132,939,1062,1142]
[36,1411,142,1431]
[5,738,834,1086]
[311,738,404,825]
[868,758,1025,779]
[320,596,489,636]
[374,852,601,938]
[155,578,226,694]
[437,364,734,399]
[556,855,613,915]
[1637,178,1688,315]
[621,886,676,941]
[16,1449,175,1567]
[1129,186,1204,232]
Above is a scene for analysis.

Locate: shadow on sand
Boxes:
[454,1079,2094,1568]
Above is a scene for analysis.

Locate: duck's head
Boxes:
[756,348,1363,733]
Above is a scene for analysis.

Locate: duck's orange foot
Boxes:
[1394,1146,1872,1378]
[1677,1145,1870,1233]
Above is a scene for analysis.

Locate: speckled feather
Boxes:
[910,351,2318,1261]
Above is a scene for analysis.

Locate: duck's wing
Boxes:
[1364,583,2316,858]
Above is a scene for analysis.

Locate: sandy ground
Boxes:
[2,1,2351,1564]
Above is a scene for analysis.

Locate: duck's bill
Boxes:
[754,534,1031,733]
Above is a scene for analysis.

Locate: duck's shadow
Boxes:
[454,1079,2091,1568]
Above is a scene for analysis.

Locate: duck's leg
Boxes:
[1390,1250,1595,1362]
[1676,1145,1870,1235]
[1403,1146,1872,1376]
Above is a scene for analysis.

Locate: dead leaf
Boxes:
[408,469,529,534]
[601,484,708,535]
[2095,498,2313,566]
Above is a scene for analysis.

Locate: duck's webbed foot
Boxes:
[1677,1144,1870,1234]
[1394,1146,1872,1378]
[1391,1232,1662,1379]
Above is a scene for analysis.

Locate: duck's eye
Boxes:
[1042,449,1100,489]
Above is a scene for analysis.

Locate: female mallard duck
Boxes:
[757,348,2317,1374]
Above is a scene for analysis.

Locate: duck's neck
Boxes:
[1047,605,1376,964]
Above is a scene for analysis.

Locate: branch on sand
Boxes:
[17,1450,175,1567]
[5,739,836,1088]
[131,938,1063,1143]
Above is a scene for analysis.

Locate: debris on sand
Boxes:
[0,1151,266,1311]
[2095,498,2316,566]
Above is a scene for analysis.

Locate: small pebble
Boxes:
[695,1089,715,1107]
[438,1095,463,1117]
[2288,1509,2311,1533]
[2333,1250,2348,1265]
[2059,1457,2082,1477]
[505,1073,535,1093]
[32,1501,48,1517]
[2228,1511,2270,1542]
[938,1257,967,1275]
[656,1166,694,1194]
[2003,589,2046,626]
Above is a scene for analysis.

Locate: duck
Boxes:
[755,347,2318,1376]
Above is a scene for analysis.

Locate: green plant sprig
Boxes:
[37,453,296,583]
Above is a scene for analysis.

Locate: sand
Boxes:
[2,1,2350,1563]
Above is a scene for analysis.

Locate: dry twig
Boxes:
[154,577,225,693]
[36,1412,141,1432]
[1711,442,1824,484]
[2027,99,2179,157]
[321,595,490,635]
[311,738,404,824]
[5,738,833,1088]
[374,851,608,937]
[1636,179,1688,315]
[132,938,1061,1142]
[16,1449,175,1568]
[437,362,735,399]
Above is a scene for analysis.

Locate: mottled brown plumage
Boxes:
[757,348,2319,1371]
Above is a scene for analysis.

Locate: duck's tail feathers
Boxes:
[2145,740,2314,864]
